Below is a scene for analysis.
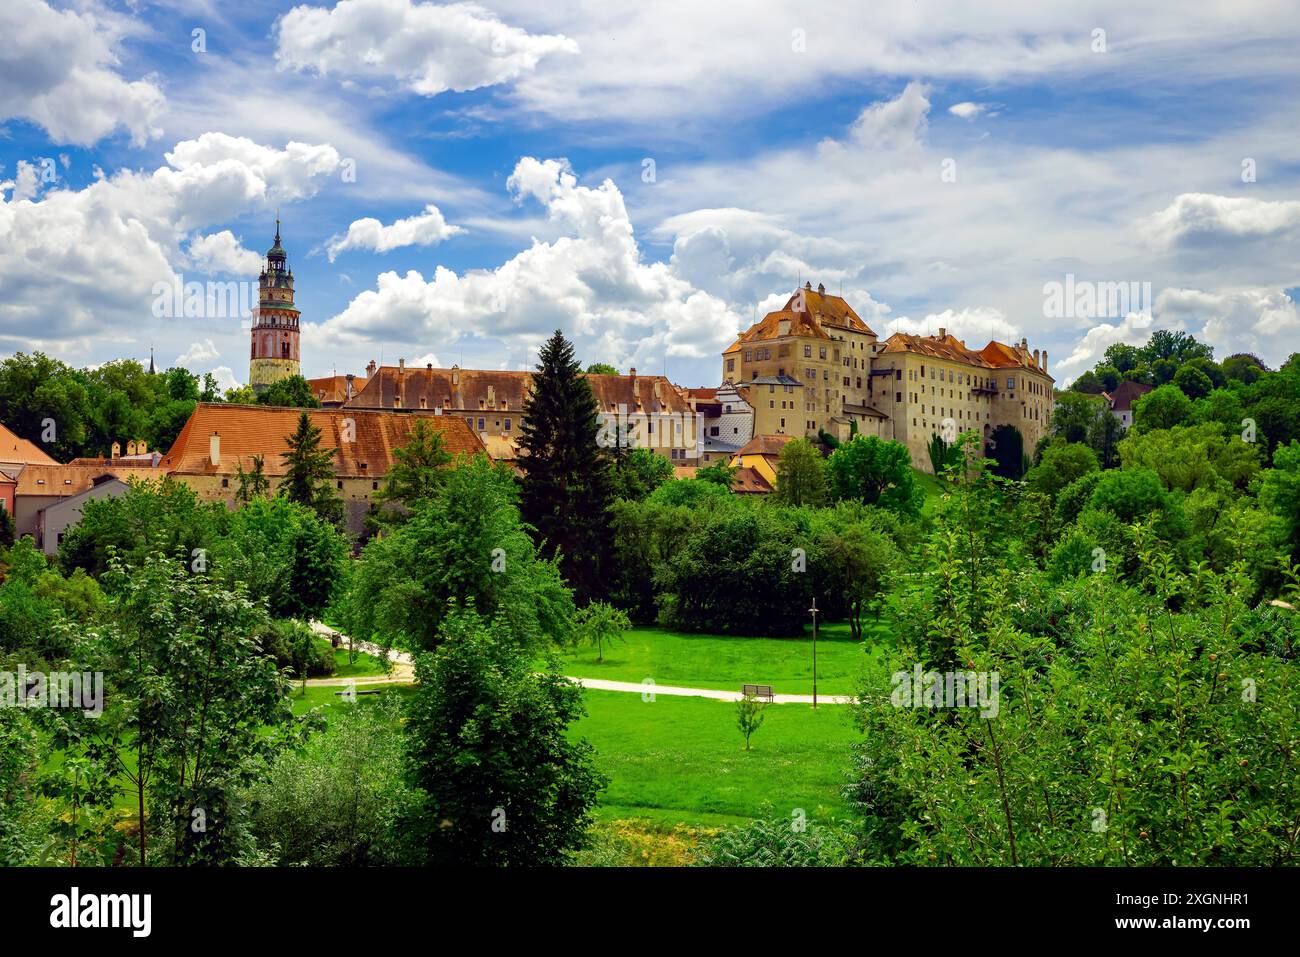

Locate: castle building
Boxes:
[249,220,301,393]
[723,282,1055,472]
[723,283,888,441]
[343,362,705,463]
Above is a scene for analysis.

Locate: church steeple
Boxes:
[148,346,155,375]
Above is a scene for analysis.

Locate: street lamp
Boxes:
[808,596,819,709]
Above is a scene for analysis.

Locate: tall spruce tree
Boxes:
[519,330,615,604]
[279,412,344,526]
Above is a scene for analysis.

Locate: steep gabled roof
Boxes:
[785,284,875,336]
[160,403,485,477]
[881,332,993,366]
[735,433,794,458]
[731,466,773,494]
[0,422,59,467]
[1103,379,1153,412]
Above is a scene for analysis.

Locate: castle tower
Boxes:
[249,219,301,394]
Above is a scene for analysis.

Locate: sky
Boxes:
[1,0,1298,391]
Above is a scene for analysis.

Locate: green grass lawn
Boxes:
[912,467,949,517]
[315,637,388,678]
[572,688,859,827]
[550,620,889,696]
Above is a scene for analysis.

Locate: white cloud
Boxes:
[1157,287,1300,369]
[176,340,221,366]
[1142,193,1300,247]
[846,81,930,150]
[949,101,991,120]
[314,157,743,370]
[495,1,1300,124]
[0,134,340,351]
[885,307,1019,346]
[1050,312,1161,386]
[275,0,578,96]
[656,207,870,311]
[0,0,163,146]
[208,366,241,392]
[4,161,41,202]
[188,231,263,276]
[326,204,462,261]
[409,351,442,368]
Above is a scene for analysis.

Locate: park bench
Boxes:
[334,688,382,696]
[741,683,775,702]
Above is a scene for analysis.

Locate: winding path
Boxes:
[305,621,856,705]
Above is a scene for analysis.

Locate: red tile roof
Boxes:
[15,465,162,497]
[735,433,794,458]
[159,403,485,478]
[724,284,877,354]
[347,366,692,415]
[1103,380,1153,412]
[307,374,366,404]
[0,422,59,467]
[731,466,772,494]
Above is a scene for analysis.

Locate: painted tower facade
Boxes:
[249,220,301,393]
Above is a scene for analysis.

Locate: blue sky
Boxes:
[2,0,1298,390]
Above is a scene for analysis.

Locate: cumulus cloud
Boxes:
[314,157,742,369]
[847,81,930,150]
[655,208,870,310]
[0,0,163,146]
[2,161,42,203]
[188,231,263,276]
[0,134,340,350]
[884,307,1019,346]
[275,0,578,96]
[326,204,462,261]
[1157,286,1300,369]
[1142,193,1300,247]
[208,366,241,392]
[1050,311,1163,386]
[176,340,221,366]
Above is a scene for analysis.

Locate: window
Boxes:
[744,350,752,362]
[1007,377,1016,390]
[819,347,827,359]
[896,392,902,402]
[710,426,720,436]
[504,418,511,431]
[477,417,485,430]
[804,345,812,357]
[221,478,229,488]
[726,358,735,372]
[895,369,902,380]
[372,481,379,490]
[337,480,344,489]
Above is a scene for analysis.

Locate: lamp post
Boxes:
[808,596,819,709]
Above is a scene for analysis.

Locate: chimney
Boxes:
[110,442,120,459]
[1021,337,1028,350]
[937,327,946,339]
[1033,349,1040,368]
[209,432,220,467]
[817,282,825,294]
[426,362,433,371]
[366,359,376,377]
[345,373,354,401]
[139,440,147,454]
[1041,350,1048,372]
[398,358,406,408]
